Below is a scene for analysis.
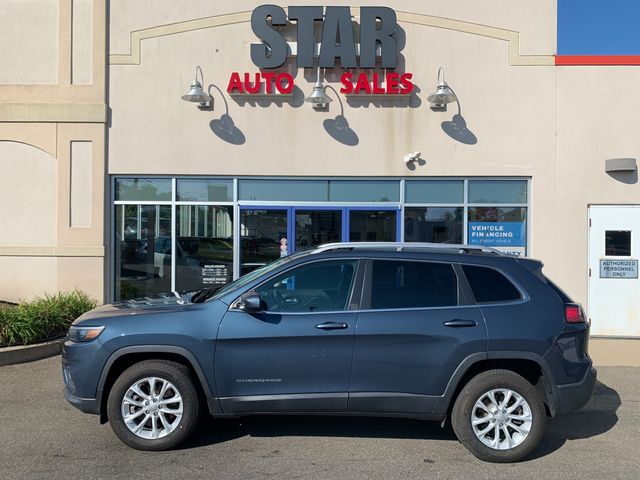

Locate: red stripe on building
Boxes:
[555,55,640,65]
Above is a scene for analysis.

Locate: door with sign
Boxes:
[588,205,640,337]
[240,208,289,275]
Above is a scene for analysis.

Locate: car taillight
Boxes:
[565,304,586,324]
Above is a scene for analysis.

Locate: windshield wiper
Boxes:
[190,287,223,303]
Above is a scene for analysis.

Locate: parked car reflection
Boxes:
[118,236,233,299]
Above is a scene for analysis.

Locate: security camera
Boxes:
[403,151,421,165]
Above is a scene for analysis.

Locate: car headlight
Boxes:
[67,325,105,342]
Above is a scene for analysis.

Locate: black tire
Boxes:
[451,369,545,463]
[107,359,200,451]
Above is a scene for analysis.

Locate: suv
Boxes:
[62,242,596,463]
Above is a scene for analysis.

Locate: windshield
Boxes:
[206,253,303,301]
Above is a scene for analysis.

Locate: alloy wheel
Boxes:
[120,376,184,440]
[470,388,533,450]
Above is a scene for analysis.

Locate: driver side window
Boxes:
[255,260,358,313]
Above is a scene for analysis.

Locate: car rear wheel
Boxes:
[107,360,200,450]
[451,369,545,463]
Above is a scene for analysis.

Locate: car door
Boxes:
[215,258,362,413]
[349,258,486,414]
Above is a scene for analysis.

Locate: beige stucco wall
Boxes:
[555,67,640,307]
[0,0,107,304]
[0,0,59,85]
[0,141,57,245]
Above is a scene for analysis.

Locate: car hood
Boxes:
[72,293,190,325]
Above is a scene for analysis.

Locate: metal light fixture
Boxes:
[305,67,332,109]
[427,66,457,109]
[181,66,213,110]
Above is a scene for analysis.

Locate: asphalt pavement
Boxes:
[1,357,638,479]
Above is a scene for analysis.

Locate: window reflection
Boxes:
[405,181,464,204]
[115,204,172,300]
[295,210,341,251]
[175,206,233,292]
[240,209,288,275]
[349,210,396,242]
[115,178,172,201]
[404,207,463,243]
[176,179,233,202]
[468,180,527,204]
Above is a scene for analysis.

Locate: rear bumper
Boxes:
[63,386,100,415]
[555,367,597,415]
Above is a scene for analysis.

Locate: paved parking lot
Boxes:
[1,356,638,480]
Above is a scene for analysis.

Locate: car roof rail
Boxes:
[310,242,506,256]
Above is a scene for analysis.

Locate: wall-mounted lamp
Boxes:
[427,66,457,110]
[304,67,332,109]
[605,158,637,173]
[181,66,213,110]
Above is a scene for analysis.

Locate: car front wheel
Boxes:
[451,369,546,463]
[107,359,200,450]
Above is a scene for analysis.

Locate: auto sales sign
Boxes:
[227,5,414,96]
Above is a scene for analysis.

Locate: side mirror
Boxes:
[239,292,262,313]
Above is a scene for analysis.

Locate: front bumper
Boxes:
[61,338,108,415]
[63,386,100,415]
[555,367,597,415]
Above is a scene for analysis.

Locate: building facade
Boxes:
[1,1,639,350]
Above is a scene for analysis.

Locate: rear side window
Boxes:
[461,265,521,303]
[371,260,458,309]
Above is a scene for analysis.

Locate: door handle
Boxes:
[443,319,478,327]
[315,322,349,330]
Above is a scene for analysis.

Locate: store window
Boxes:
[114,177,234,300]
[405,207,463,243]
[405,180,463,204]
[238,179,400,202]
[329,180,399,202]
[115,178,171,201]
[295,210,342,251]
[113,177,530,301]
[349,210,396,241]
[240,208,288,276]
[468,180,527,204]
[175,206,233,292]
[467,207,527,255]
[177,179,233,202]
[115,204,172,300]
[239,179,328,201]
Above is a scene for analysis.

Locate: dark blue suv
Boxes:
[62,242,596,462]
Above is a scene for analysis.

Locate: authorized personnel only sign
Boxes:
[599,259,639,278]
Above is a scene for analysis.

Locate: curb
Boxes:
[0,338,65,366]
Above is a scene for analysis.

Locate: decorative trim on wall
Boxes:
[70,141,93,228]
[109,9,554,67]
[555,55,640,66]
[0,246,104,257]
[396,11,554,66]
[0,103,107,123]
[110,11,252,65]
